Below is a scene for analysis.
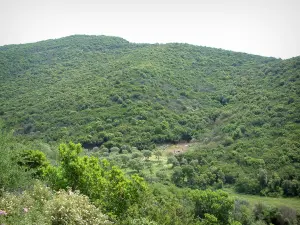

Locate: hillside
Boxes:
[1,35,299,148]
[0,35,300,224]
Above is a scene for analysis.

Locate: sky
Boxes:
[1,0,300,59]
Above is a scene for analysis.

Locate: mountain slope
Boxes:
[0,35,299,152]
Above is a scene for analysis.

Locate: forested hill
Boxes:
[1,35,300,225]
[0,35,299,151]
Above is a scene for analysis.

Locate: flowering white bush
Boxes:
[45,189,112,225]
[0,181,112,225]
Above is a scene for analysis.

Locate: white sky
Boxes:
[1,0,300,59]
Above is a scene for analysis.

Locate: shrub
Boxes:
[167,156,179,167]
[17,150,50,177]
[190,189,234,225]
[156,171,168,181]
[0,132,32,192]
[232,199,254,225]
[275,206,298,225]
[129,217,159,225]
[110,146,120,153]
[129,158,145,172]
[253,203,278,224]
[235,177,260,194]
[0,181,112,225]
[132,152,143,159]
[45,189,112,225]
[43,142,147,217]
[222,137,234,146]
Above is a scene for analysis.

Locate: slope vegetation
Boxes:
[0,35,300,224]
[1,35,298,149]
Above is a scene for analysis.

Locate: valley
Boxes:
[0,35,299,225]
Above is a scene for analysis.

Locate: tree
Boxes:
[171,166,184,187]
[258,168,268,188]
[0,131,32,191]
[190,159,199,167]
[190,189,234,225]
[132,152,143,159]
[156,170,168,181]
[200,213,219,225]
[18,149,50,178]
[167,156,179,168]
[182,164,195,185]
[282,179,300,196]
[154,150,162,160]
[235,177,260,194]
[142,150,152,160]
[129,158,144,173]
[110,146,120,154]
[43,142,147,216]
[232,199,254,225]
[266,172,282,196]
[120,154,130,166]
[181,157,188,165]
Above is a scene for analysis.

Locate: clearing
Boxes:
[225,188,300,211]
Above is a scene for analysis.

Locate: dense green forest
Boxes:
[0,35,299,224]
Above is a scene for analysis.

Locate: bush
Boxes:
[45,189,112,225]
[132,152,143,159]
[190,189,234,225]
[0,132,33,192]
[142,150,152,160]
[110,146,120,153]
[43,142,147,217]
[17,150,50,177]
[167,156,179,167]
[235,177,260,194]
[275,206,298,225]
[253,203,278,224]
[0,181,112,225]
[232,199,254,225]
[129,158,145,172]
[222,137,234,146]
[156,171,168,181]
[129,217,159,225]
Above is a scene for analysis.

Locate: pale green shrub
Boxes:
[45,189,112,225]
[0,182,50,225]
[0,181,112,225]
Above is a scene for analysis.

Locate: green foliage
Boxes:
[173,137,300,196]
[153,150,162,160]
[127,217,159,225]
[45,189,112,225]
[232,199,254,225]
[0,130,33,192]
[167,156,179,168]
[1,35,300,197]
[282,179,300,197]
[121,183,198,225]
[142,150,152,160]
[129,158,145,172]
[0,181,112,225]
[1,35,300,223]
[190,189,234,225]
[43,142,147,217]
[235,177,260,194]
[17,149,50,177]
[200,213,219,225]
[1,35,298,152]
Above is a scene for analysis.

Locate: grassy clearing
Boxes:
[224,188,300,211]
[123,143,300,212]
